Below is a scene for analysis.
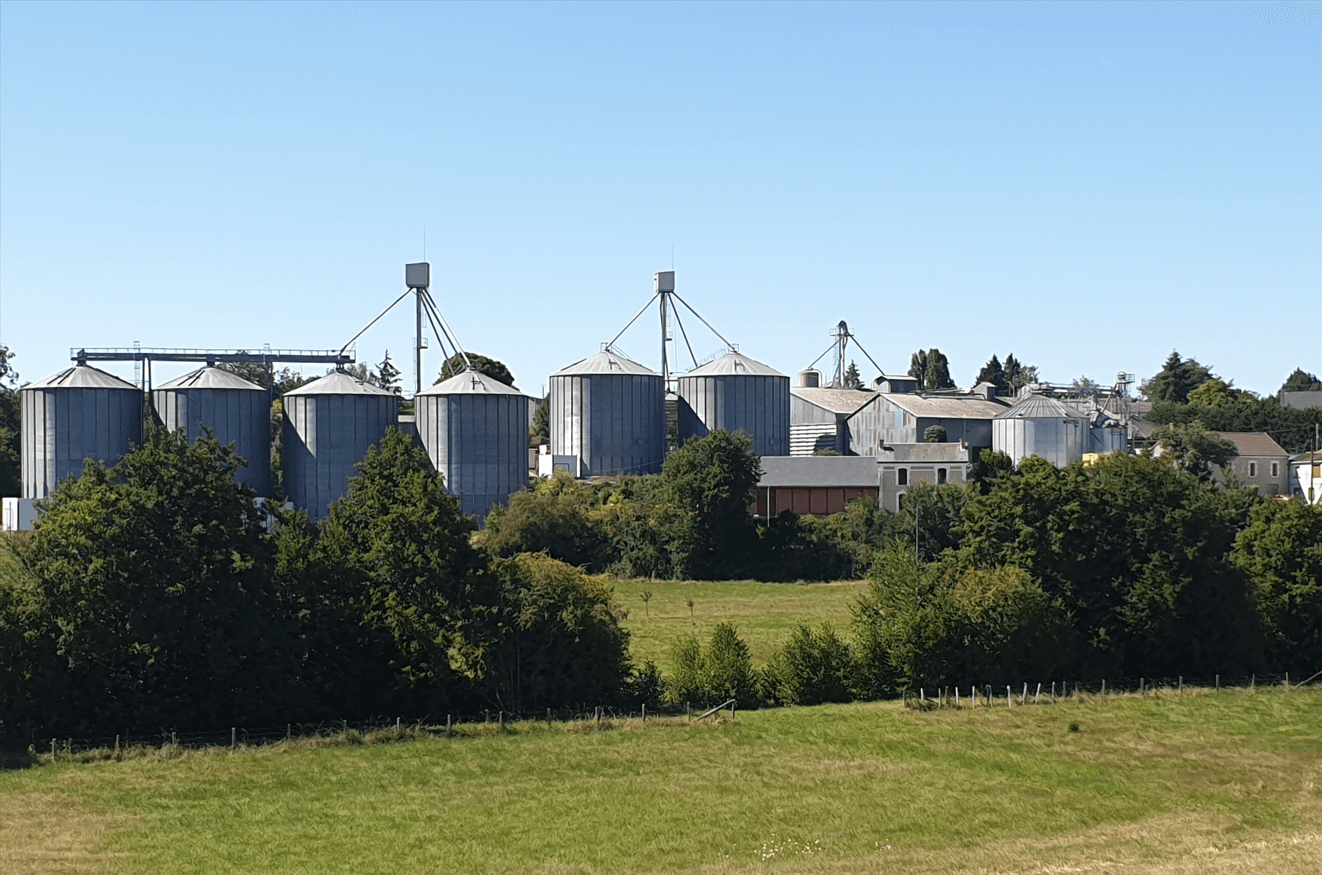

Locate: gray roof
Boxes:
[996,394,1088,421]
[552,350,659,378]
[283,370,396,397]
[879,442,973,462]
[1217,432,1288,457]
[757,455,880,488]
[26,364,139,391]
[155,366,264,392]
[685,351,785,378]
[883,393,1010,420]
[791,387,878,415]
[1281,391,1322,411]
[420,370,529,398]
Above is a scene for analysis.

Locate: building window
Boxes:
[898,468,908,486]
[896,492,906,511]
[1271,462,1279,478]
[937,468,947,485]
[1248,461,1257,477]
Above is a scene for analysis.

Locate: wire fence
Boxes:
[11,672,1318,763]
[900,671,1321,711]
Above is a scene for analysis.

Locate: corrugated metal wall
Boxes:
[21,386,143,499]
[993,417,1084,468]
[153,387,271,495]
[549,373,664,477]
[416,392,528,519]
[282,394,397,521]
[677,375,790,456]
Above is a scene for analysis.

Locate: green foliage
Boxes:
[1279,367,1322,394]
[376,350,402,394]
[1147,394,1322,454]
[955,453,1262,679]
[1003,353,1037,393]
[487,552,632,711]
[807,496,892,577]
[813,447,843,455]
[1145,350,1213,403]
[761,623,854,706]
[1232,500,1322,670]
[530,396,549,446]
[319,429,494,705]
[663,622,758,707]
[659,430,761,579]
[1186,378,1245,409]
[482,471,610,570]
[11,426,301,734]
[974,355,1007,394]
[843,360,863,389]
[923,424,947,443]
[853,546,1073,692]
[438,352,515,387]
[909,348,955,391]
[1152,421,1238,481]
[891,481,971,562]
[751,511,854,581]
[968,448,1016,493]
[0,344,18,497]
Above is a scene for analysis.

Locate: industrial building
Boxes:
[548,350,666,478]
[677,351,790,457]
[152,366,271,495]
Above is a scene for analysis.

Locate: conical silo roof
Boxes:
[551,350,659,377]
[283,370,395,397]
[683,351,784,378]
[27,364,138,391]
[420,370,529,397]
[156,366,263,392]
[995,394,1088,420]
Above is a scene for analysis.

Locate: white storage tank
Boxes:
[282,370,398,521]
[993,394,1087,468]
[549,351,665,477]
[676,352,790,457]
[416,370,531,520]
[152,366,271,495]
[21,364,143,499]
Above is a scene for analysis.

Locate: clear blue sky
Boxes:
[2,1,1318,397]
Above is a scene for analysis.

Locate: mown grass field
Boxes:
[4,688,1319,875]
[608,578,869,672]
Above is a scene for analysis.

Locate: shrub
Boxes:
[482,471,609,570]
[762,624,855,706]
[663,622,759,708]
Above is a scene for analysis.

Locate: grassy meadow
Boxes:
[608,577,869,672]
[4,687,1320,875]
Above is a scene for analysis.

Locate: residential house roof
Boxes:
[1217,432,1288,457]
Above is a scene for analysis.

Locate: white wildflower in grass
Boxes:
[757,832,823,860]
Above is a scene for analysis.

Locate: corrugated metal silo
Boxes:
[549,351,664,477]
[676,352,790,457]
[282,371,398,521]
[416,370,531,520]
[20,365,143,499]
[152,366,271,495]
[992,394,1087,468]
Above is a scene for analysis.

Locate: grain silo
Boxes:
[152,366,271,495]
[416,370,531,520]
[282,370,398,521]
[676,352,790,457]
[20,364,143,499]
[549,350,664,477]
[992,393,1087,468]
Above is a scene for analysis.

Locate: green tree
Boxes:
[1145,351,1212,404]
[318,429,497,707]
[482,471,610,570]
[659,430,761,579]
[486,552,632,711]
[909,348,955,391]
[0,345,20,497]
[1152,422,1238,482]
[843,361,863,389]
[376,351,402,394]
[974,355,1008,395]
[1279,368,1322,394]
[438,352,516,387]
[761,623,854,706]
[1232,500,1322,670]
[1187,378,1244,409]
[924,424,947,443]
[14,426,301,733]
[1003,354,1038,393]
[530,396,549,446]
